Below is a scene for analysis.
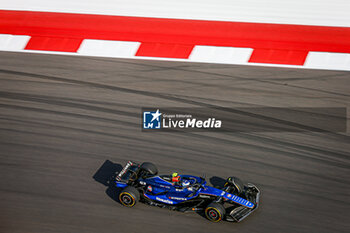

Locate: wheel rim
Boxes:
[120,193,135,207]
[122,195,132,204]
[209,210,217,218]
[205,207,221,222]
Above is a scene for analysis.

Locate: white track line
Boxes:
[78,40,141,58]
[304,52,350,71]
[0,34,30,51]
[189,46,253,65]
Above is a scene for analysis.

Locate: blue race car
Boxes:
[114,161,260,222]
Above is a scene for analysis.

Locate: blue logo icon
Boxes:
[143,109,162,129]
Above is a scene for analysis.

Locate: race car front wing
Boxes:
[226,183,260,222]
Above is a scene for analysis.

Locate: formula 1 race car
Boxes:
[113,161,260,222]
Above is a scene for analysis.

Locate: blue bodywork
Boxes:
[116,174,254,208]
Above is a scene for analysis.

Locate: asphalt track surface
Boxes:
[0,51,349,233]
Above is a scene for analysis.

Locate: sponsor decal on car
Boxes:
[169,197,187,201]
[175,188,185,192]
[156,197,174,204]
[116,161,132,180]
[147,185,153,192]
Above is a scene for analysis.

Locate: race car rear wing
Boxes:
[115,161,140,183]
[226,183,260,222]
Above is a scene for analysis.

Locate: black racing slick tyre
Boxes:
[225,176,244,195]
[205,202,226,222]
[140,162,158,176]
[119,186,140,207]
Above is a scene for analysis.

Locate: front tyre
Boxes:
[119,186,140,207]
[205,202,226,222]
[225,176,244,195]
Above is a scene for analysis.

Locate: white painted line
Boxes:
[304,52,350,71]
[0,34,30,51]
[189,46,253,65]
[77,39,140,58]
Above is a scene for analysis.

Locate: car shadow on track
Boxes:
[92,159,123,204]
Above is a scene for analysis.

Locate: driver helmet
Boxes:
[171,172,180,183]
[182,180,190,187]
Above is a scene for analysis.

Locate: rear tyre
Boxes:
[140,162,158,176]
[205,202,226,222]
[119,186,140,207]
[225,176,244,195]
